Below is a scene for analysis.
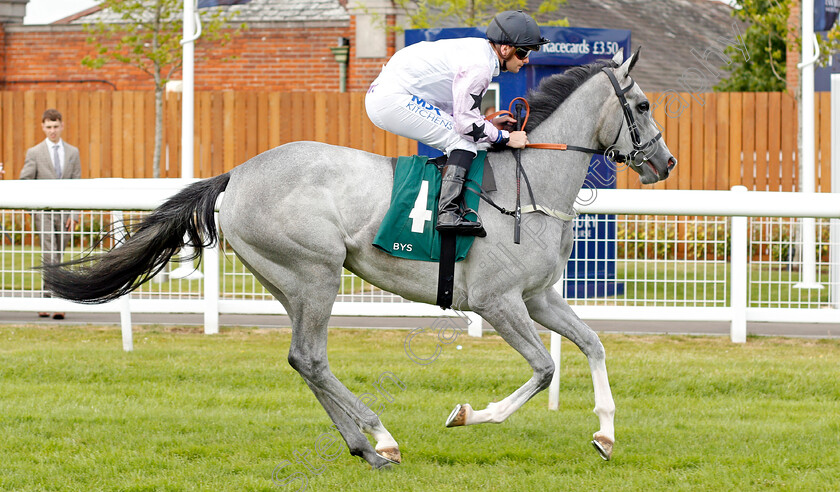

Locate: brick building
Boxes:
[0,0,745,94]
[0,0,399,92]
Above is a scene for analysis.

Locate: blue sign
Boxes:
[815,0,840,31]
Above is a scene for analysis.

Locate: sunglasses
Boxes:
[514,47,537,60]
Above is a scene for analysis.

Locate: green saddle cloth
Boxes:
[373,151,486,262]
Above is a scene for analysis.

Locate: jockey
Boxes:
[365,10,548,236]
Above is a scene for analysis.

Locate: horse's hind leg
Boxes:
[445,293,555,427]
[236,253,400,468]
[525,288,615,460]
[285,293,401,467]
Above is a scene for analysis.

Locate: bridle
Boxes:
[480,65,665,242]
[519,67,662,165]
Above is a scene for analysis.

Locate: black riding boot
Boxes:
[436,150,485,237]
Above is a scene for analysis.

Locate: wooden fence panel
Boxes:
[728,92,742,188]
[781,92,795,191]
[741,92,756,190]
[677,92,692,191]
[691,95,704,190]
[0,90,826,189]
[220,92,232,173]
[715,92,729,190]
[754,92,769,191]
[703,93,717,190]
[819,92,832,192]
[767,92,781,191]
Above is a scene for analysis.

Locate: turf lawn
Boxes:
[0,325,838,491]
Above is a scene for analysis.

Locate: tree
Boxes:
[716,0,840,92]
[389,0,569,30]
[82,0,243,178]
[714,0,789,91]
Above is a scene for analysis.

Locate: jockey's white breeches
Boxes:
[365,81,478,156]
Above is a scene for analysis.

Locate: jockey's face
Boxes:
[499,44,528,73]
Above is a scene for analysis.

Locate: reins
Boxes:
[476,67,664,238]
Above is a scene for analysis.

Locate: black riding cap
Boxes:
[486,10,549,50]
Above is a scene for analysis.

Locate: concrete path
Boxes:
[1,311,838,338]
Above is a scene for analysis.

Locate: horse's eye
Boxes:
[637,101,650,113]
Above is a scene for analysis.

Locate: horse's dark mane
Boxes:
[524,59,618,132]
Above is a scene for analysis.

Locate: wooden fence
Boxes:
[0,90,833,192]
[628,91,832,193]
[0,91,415,181]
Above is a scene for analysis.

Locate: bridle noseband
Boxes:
[525,66,662,165]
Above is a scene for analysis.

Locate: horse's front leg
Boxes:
[525,288,616,460]
[445,293,555,427]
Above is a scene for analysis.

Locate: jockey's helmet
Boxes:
[486,10,549,50]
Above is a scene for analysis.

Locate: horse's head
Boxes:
[597,48,677,184]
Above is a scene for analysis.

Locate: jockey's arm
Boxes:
[451,68,528,149]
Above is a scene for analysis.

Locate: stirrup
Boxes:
[436,209,486,238]
[459,208,486,237]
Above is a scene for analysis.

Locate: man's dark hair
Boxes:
[42,109,62,123]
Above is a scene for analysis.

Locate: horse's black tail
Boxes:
[43,173,231,304]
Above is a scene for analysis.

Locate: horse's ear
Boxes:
[615,46,641,80]
[627,46,641,73]
[611,48,624,66]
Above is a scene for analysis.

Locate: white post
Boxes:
[796,0,823,290]
[548,331,562,410]
[831,74,840,308]
[203,214,220,334]
[466,311,483,337]
[119,296,133,352]
[181,0,195,181]
[730,186,748,343]
[113,211,133,352]
[171,0,203,280]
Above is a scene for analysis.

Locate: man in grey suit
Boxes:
[20,109,81,320]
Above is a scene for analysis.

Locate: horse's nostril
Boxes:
[668,157,677,170]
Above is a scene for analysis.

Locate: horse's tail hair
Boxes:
[42,173,231,304]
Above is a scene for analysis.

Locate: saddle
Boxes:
[372,151,494,263]
[373,152,496,309]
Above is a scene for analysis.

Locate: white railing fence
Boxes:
[1,180,839,351]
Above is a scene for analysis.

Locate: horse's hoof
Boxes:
[445,403,472,427]
[591,434,614,461]
[371,460,393,471]
[375,447,401,464]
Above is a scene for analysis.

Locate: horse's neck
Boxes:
[523,81,610,214]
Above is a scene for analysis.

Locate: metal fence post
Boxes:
[730,186,748,343]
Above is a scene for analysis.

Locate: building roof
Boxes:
[532,0,744,91]
[66,0,349,25]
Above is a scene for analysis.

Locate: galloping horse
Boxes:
[44,48,675,468]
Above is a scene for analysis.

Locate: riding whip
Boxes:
[513,102,523,244]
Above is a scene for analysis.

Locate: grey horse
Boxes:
[43,48,675,468]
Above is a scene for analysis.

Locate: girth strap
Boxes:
[436,233,457,309]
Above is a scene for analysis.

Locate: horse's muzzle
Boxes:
[664,156,677,178]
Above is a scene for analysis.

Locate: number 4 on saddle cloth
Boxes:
[373,151,491,262]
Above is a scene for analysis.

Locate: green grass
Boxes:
[1,325,838,491]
